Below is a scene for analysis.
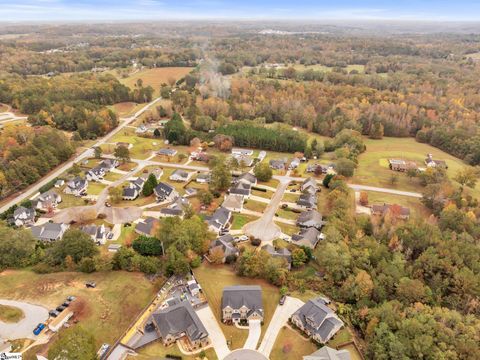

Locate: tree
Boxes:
[210,158,231,192]
[254,162,273,182]
[291,248,307,267]
[359,191,369,206]
[0,225,38,270]
[209,247,225,264]
[369,121,384,139]
[454,167,478,192]
[93,146,102,159]
[198,190,214,206]
[108,186,123,204]
[164,112,186,144]
[142,173,158,197]
[78,257,96,273]
[132,236,163,256]
[166,247,190,276]
[48,326,97,360]
[335,158,356,177]
[114,145,130,163]
[390,173,399,186]
[323,173,335,188]
[47,229,98,266]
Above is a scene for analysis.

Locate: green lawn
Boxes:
[327,328,353,348]
[133,342,217,360]
[0,304,24,323]
[110,128,160,160]
[270,326,318,360]
[276,208,300,221]
[57,193,88,209]
[257,178,280,188]
[114,225,139,246]
[104,171,124,182]
[193,263,281,350]
[243,200,267,213]
[87,182,107,196]
[275,222,298,235]
[282,192,300,203]
[251,189,273,199]
[231,213,258,230]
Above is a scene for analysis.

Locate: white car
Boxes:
[235,235,249,242]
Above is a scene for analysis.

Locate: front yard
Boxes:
[231,213,258,230]
[270,326,318,360]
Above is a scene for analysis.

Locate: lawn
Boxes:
[87,182,107,196]
[327,328,353,348]
[110,128,161,160]
[257,178,280,188]
[243,199,267,213]
[0,270,156,347]
[275,208,300,221]
[275,222,298,236]
[270,326,318,360]
[365,191,431,219]
[113,224,139,246]
[119,67,193,96]
[353,137,480,198]
[109,102,144,117]
[231,213,258,230]
[104,171,124,182]
[57,193,88,209]
[282,192,300,203]
[0,304,24,323]
[132,342,217,360]
[251,188,273,199]
[193,263,281,350]
[118,161,138,172]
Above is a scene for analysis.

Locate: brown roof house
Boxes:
[388,159,418,172]
[372,203,410,220]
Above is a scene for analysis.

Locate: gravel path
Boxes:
[0,299,49,340]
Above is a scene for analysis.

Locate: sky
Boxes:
[1,0,480,22]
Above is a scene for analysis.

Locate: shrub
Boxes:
[78,257,96,273]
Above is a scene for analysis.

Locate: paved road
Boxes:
[244,319,261,350]
[0,97,163,214]
[0,299,49,340]
[196,305,231,360]
[257,296,304,357]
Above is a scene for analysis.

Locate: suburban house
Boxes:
[233,154,254,167]
[86,166,105,182]
[151,302,210,350]
[32,190,62,211]
[425,154,447,169]
[196,173,211,184]
[154,182,178,202]
[306,164,328,174]
[232,148,254,157]
[160,197,190,218]
[54,179,65,188]
[13,206,36,227]
[135,217,159,236]
[222,285,264,324]
[30,222,69,242]
[141,168,163,181]
[289,157,301,170]
[191,151,210,162]
[136,124,148,134]
[229,181,252,198]
[372,203,411,220]
[388,159,418,172]
[261,244,292,269]
[236,172,257,186]
[269,158,287,170]
[297,193,317,209]
[122,177,146,201]
[80,224,110,245]
[297,210,324,230]
[222,194,244,213]
[207,207,232,234]
[99,159,119,171]
[303,346,351,360]
[301,177,318,195]
[169,169,193,182]
[291,297,344,344]
[291,227,323,249]
[64,177,88,197]
[209,234,239,263]
[158,148,178,157]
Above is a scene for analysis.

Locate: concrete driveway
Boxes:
[196,305,230,360]
[244,319,262,350]
[257,296,304,357]
[0,299,49,340]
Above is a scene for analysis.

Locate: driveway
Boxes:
[0,299,49,340]
[244,319,261,350]
[257,296,304,357]
[196,305,230,360]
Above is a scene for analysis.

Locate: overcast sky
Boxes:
[1,0,479,22]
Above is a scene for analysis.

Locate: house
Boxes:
[158,148,178,157]
[297,193,317,209]
[116,142,131,149]
[80,224,110,245]
[13,206,36,227]
[297,210,324,230]
[261,244,292,269]
[49,310,74,332]
[270,158,287,170]
[291,227,322,249]
[289,157,301,170]
[99,159,119,170]
[257,151,267,162]
[235,172,257,186]
[32,190,62,211]
[232,148,254,157]
[136,124,148,134]
[233,154,254,167]
[108,244,122,253]
[54,179,65,188]
[209,234,239,263]
[151,302,209,349]
[191,151,210,162]
[222,194,244,213]
[388,159,418,172]
[372,203,411,220]
[160,197,190,218]
[229,181,252,198]
[144,168,164,181]
[30,222,69,242]
[64,177,88,197]
[306,164,328,174]
[301,177,318,195]
[123,177,146,200]
[196,173,211,184]
[154,182,178,202]
[135,217,159,236]
[303,346,351,360]
[425,154,447,169]
[207,207,232,234]
[86,166,106,182]
[291,298,344,344]
[169,169,192,182]
[222,285,264,324]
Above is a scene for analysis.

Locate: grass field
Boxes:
[231,213,258,230]
[353,137,480,198]
[193,263,281,350]
[109,102,144,117]
[276,208,300,221]
[0,270,156,347]
[270,326,318,360]
[282,192,300,203]
[110,128,161,160]
[365,191,430,218]
[0,304,24,323]
[132,342,218,360]
[119,67,193,96]
[251,189,273,199]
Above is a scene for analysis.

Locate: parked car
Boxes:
[49,310,60,318]
[67,296,76,302]
[86,281,96,288]
[33,323,46,335]
[104,202,112,207]
[107,232,114,240]
[235,235,249,242]
[56,305,66,312]
[62,301,70,307]
[279,295,286,305]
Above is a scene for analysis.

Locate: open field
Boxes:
[251,188,273,199]
[282,192,300,203]
[276,208,300,221]
[353,137,480,198]
[193,263,281,351]
[231,213,258,230]
[110,128,161,160]
[119,67,193,96]
[270,326,318,360]
[0,304,24,323]
[109,102,144,117]
[132,342,217,360]
[0,270,156,347]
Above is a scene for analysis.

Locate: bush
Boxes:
[132,236,163,256]
[78,257,96,273]
[225,254,237,264]
[251,238,261,246]
[190,256,202,268]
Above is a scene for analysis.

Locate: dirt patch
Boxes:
[69,297,92,322]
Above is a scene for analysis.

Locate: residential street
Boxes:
[0,299,49,340]
[196,305,231,360]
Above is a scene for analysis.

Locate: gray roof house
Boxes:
[135,217,159,236]
[222,194,244,213]
[232,148,254,156]
[303,346,351,360]
[154,182,177,201]
[291,298,344,344]
[158,148,178,157]
[99,158,119,170]
[233,154,254,167]
[33,190,62,211]
[261,244,292,269]
[86,166,106,182]
[222,285,264,323]
[297,193,317,209]
[289,157,301,170]
[291,227,322,249]
[196,173,211,183]
[207,207,232,234]
[209,234,239,263]
[229,182,251,197]
[152,302,209,348]
[169,169,192,182]
[64,177,88,197]
[235,172,257,186]
[160,197,190,218]
[13,206,36,227]
[30,222,69,242]
[270,158,287,170]
[80,224,110,245]
[297,210,324,230]
[301,177,318,195]
[123,177,146,200]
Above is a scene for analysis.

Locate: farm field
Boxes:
[119,67,193,96]
[193,263,281,351]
